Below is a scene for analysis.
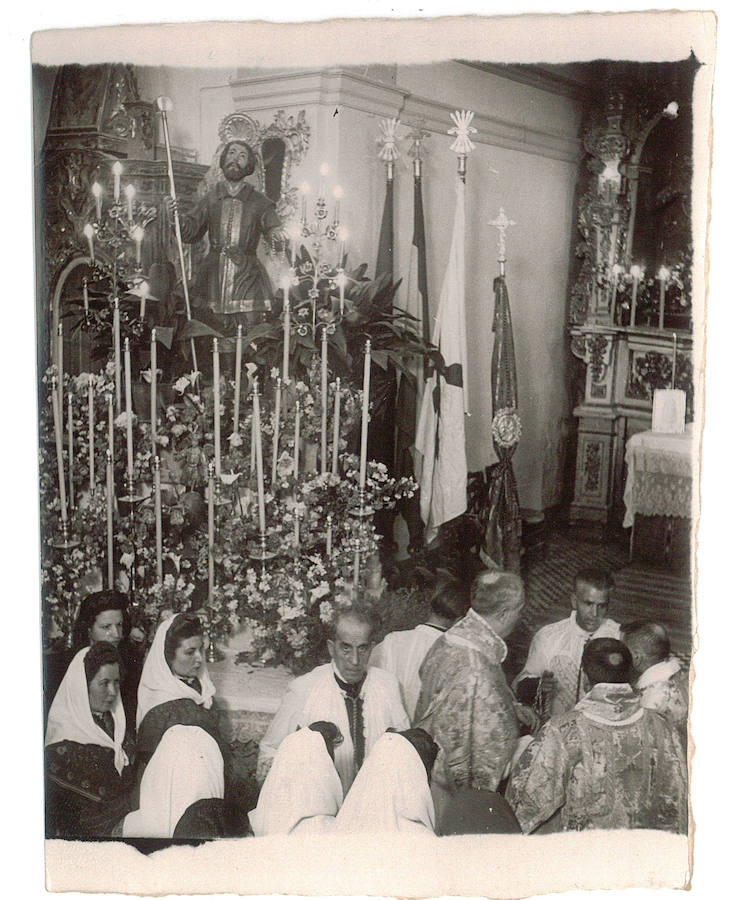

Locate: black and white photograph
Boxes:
[18,5,728,896]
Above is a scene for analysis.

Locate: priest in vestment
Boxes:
[257,608,409,795]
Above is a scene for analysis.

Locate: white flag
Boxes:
[414,178,468,543]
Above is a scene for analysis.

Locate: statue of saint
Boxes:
[173,140,284,330]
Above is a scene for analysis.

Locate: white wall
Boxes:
[132,61,583,517]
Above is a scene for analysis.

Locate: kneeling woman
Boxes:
[45,642,134,838]
[127,613,242,838]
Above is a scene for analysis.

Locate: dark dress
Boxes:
[45,740,135,839]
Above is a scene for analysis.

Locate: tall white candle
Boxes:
[212,338,221,478]
[233,324,243,435]
[107,391,114,460]
[338,271,346,316]
[113,297,122,414]
[92,182,102,221]
[112,161,122,204]
[658,265,670,330]
[132,226,144,267]
[106,450,114,588]
[51,379,68,529]
[320,327,328,474]
[83,224,95,262]
[88,376,95,492]
[359,339,372,494]
[150,329,157,459]
[253,382,266,534]
[125,183,135,222]
[282,280,291,384]
[124,337,134,483]
[154,455,163,585]
[83,277,89,314]
[293,399,301,480]
[332,377,341,476]
[294,506,300,548]
[67,392,75,510]
[326,516,333,555]
[271,377,281,484]
[207,463,215,602]
[57,322,64,424]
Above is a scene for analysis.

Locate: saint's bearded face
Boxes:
[222,142,252,183]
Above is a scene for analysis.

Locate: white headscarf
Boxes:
[335,732,435,834]
[122,725,224,838]
[250,728,343,836]
[45,646,129,775]
[136,614,216,728]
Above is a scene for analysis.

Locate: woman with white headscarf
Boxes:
[122,725,225,838]
[335,729,438,834]
[45,642,134,838]
[250,723,344,836]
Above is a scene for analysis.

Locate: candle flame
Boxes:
[132,225,145,243]
[91,182,102,197]
[339,227,349,242]
[112,161,123,176]
[658,265,671,281]
[629,264,643,279]
[300,181,310,194]
[83,223,95,238]
[332,185,343,199]
[125,184,136,199]
[319,163,330,177]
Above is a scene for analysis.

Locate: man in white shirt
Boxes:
[256,607,409,795]
[622,621,688,744]
[369,576,469,719]
[513,568,621,718]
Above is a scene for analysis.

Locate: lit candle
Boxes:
[112,161,123,203]
[320,327,328,474]
[233,324,243,435]
[287,222,301,267]
[113,297,121,415]
[124,183,136,222]
[353,542,361,592]
[67,392,75,511]
[82,276,89,314]
[207,462,215,602]
[107,391,114,460]
[326,515,333,555]
[50,378,68,529]
[658,265,671,330]
[150,329,157,459]
[124,337,134,483]
[56,322,64,424]
[338,227,348,269]
[83,224,95,263]
[610,263,623,325]
[629,265,643,327]
[154,455,163,586]
[91,182,103,221]
[332,185,343,226]
[132,225,144,267]
[300,182,310,224]
[293,399,301,480]
[359,339,372,494]
[338,271,346,317]
[253,382,266,534]
[671,332,678,389]
[138,280,149,320]
[271,377,281,484]
[282,275,291,384]
[212,338,221,478]
[105,450,114,588]
[88,376,95,492]
[332,378,341,476]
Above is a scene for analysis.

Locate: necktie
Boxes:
[94,710,115,740]
[334,673,366,772]
[576,638,589,703]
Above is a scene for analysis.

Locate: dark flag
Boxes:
[481,270,522,571]
[395,167,429,546]
[375,175,394,279]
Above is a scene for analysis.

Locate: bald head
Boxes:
[470,571,524,637]
[622,621,671,671]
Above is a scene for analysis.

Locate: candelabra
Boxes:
[81,160,157,343]
[284,164,347,337]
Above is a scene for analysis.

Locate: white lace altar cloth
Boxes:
[623,426,695,527]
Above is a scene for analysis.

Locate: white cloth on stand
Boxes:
[257,663,409,795]
[369,624,445,720]
[250,727,343,836]
[122,725,223,837]
[45,646,128,774]
[334,732,435,834]
[136,615,215,727]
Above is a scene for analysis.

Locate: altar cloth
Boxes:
[623,425,695,528]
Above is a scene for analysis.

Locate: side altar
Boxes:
[567,62,696,531]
